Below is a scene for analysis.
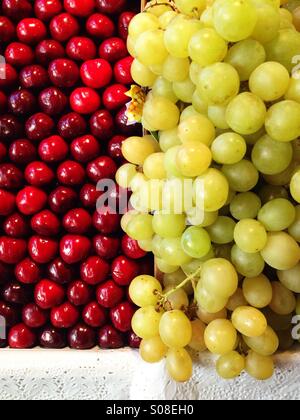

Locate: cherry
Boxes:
[70,87,101,115]
[0,17,15,44]
[5,42,34,67]
[60,235,91,264]
[111,255,139,286]
[99,37,127,63]
[83,302,107,328]
[4,213,30,237]
[35,279,65,310]
[115,105,140,135]
[17,18,47,45]
[20,64,49,89]
[96,0,126,15]
[51,302,79,328]
[17,186,47,215]
[86,13,115,39]
[0,189,15,216]
[47,257,74,284]
[108,185,129,213]
[110,301,135,333]
[25,161,55,186]
[0,94,8,114]
[80,184,101,208]
[26,113,55,141]
[0,163,24,190]
[87,156,117,183]
[67,280,91,306]
[15,258,41,284]
[2,0,32,21]
[93,235,120,260]
[98,324,124,349]
[9,324,36,349]
[2,281,30,305]
[63,208,92,234]
[114,56,134,84]
[102,84,129,111]
[0,114,23,141]
[64,0,95,17]
[68,323,96,349]
[66,37,96,61]
[0,262,12,284]
[118,11,135,40]
[35,39,65,66]
[57,160,85,186]
[34,0,63,21]
[28,236,59,264]
[22,303,48,328]
[9,140,37,164]
[57,112,87,140]
[0,64,18,89]
[31,210,61,236]
[121,235,147,260]
[96,280,124,308]
[49,186,77,214]
[50,13,79,42]
[93,207,121,235]
[39,87,67,115]
[107,135,126,161]
[71,135,100,163]
[80,255,110,285]
[128,331,141,348]
[0,301,20,326]
[0,144,6,164]
[39,326,66,348]
[90,109,114,141]
[80,59,113,89]
[0,237,27,264]
[38,135,68,163]
[48,58,79,88]
[138,256,154,277]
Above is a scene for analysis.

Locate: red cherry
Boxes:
[118,11,135,40]
[93,235,120,260]
[80,255,110,285]
[98,324,124,349]
[99,37,127,63]
[15,258,41,284]
[0,94,8,115]
[8,89,37,116]
[0,143,6,163]
[39,87,67,115]
[82,301,107,328]
[0,301,20,326]
[0,64,18,89]
[17,186,47,215]
[121,235,147,259]
[138,256,154,276]
[71,135,100,163]
[48,58,79,88]
[47,257,74,284]
[90,109,114,141]
[66,37,96,61]
[102,84,129,111]
[0,237,27,264]
[68,323,96,349]
[70,87,101,115]
[114,56,134,84]
[39,326,66,348]
[67,280,91,306]
[57,112,87,140]
[17,18,47,45]
[31,210,61,236]
[3,281,30,305]
[28,236,58,264]
[80,59,113,89]
[49,186,77,214]
[9,140,37,164]
[26,113,55,141]
[9,324,36,349]
[63,208,92,234]
[35,279,65,310]
[0,163,23,190]
[128,331,141,348]
[60,234,91,264]
[51,302,79,328]
[5,42,34,67]
[4,213,29,237]
[0,114,23,141]
[115,105,140,135]
[86,13,115,39]
[20,64,49,89]
[87,156,117,183]
[96,0,126,15]
[80,184,101,208]
[35,39,65,66]
[0,17,15,43]
[22,303,48,328]
[25,161,55,186]
[0,189,15,216]
[111,255,139,286]
[93,207,121,235]
[38,135,68,163]
[64,0,95,17]
[50,13,79,42]
[107,135,126,161]
[110,301,135,332]
[57,160,85,186]
[2,0,33,21]
[34,0,63,21]
[96,280,124,308]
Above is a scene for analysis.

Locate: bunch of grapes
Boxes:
[117,0,300,382]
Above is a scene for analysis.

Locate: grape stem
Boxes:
[144,0,179,13]
[162,266,202,300]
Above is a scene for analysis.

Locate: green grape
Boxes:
[277,329,295,352]
[244,326,279,357]
[243,127,266,146]
[146,0,173,17]
[293,139,300,162]
[166,348,193,382]
[245,351,274,380]
[231,245,265,278]
[260,232,300,270]
[164,146,182,178]
[249,62,290,102]
[127,36,137,58]
[232,306,267,337]
[121,210,139,233]
[130,173,148,193]
[207,104,230,130]
[242,274,273,308]
[149,63,164,76]
[206,216,236,245]
[198,210,219,228]
[216,351,245,379]
[257,198,296,231]
[285,70,300,103]
[177,142,212,177]
[160,237,192,266]
[278,263,300,293]
[251,3,280,43]
[127,214,154,241]
[222,160,259,193]
[196,282,228,313]
[131,59,157,87]
[230,192,261,220]
[152,235,163,258]
[122,136,158,165]
[269,282,296,315]
[152,77,178,103]
[181,251,215,276]
[181,226,212,259]
[132,306,163,339]
[265,29,300,72]
[159,310,192,348]
[214,243,232,261]
[129,275,162,307]
[162,178,194,214]
[178,115,215,146]
[290,170,300,203]
[226,288,248,312]
[139,180,164,212]
[259,185,289,205]
[163,287,189,310]
[163,55,190,82]
[263,161,299,186]
[225,39,266,82]
[192,90,209,114]
[174,0,206,16]
[173,78,196,103]
[189,62,203,86]
[128,13,160,40]
[138,239,153,252]
[188,28,228,66]
[193,169,229,212]
[116,163,137,189]
[156,258,179,274]
[163,269,193,295]
[234,219,267,253]
[288,205,300,242]
[211,132,246,165]
[180,106,199,122]
[204,319,237,355]
[143,153,167,180]
[201,258,238,299]
[152,213,186,239]
[226,93,266,135]
[159,128,181,152]
[135,30,168,66]
[130,191,149,213]
[197,63,240,106]
[200,6,214,27]
[188,319,207,352]
[143,96,180,131]
[197,306,227,324]
[140,336,168,363]
[159,11,178,29]
[263,307,293,332]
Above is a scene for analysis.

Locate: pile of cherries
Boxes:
[0,0,149,350]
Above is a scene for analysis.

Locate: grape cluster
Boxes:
[117,0,300,382]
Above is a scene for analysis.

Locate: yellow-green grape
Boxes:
[152,235,163,258]
[132,306,163,339]
[173,78,196,103]
[130,173,148,194]
[163,269,193,295]
[204,319,237,355]
[288,205,300,242]
[146,0,173,17]
[222,160,259,193]
[160,237,192,266]
[127,36,136,58]
[249,62,290,102]
[178,115,215,147]
[211,132,246,165]
[263,161,298,187]
[181,250,215,276]
[140,336,168,363]
[164,286,189,310]
[180,106,199,122]
[259,185,289,205]
[206,216,236,245]
[163,15,202,58]
[269,282,296,315]
[197,63,240,106]
[207,104,230,130]
[277,328,294,352]
[188,28,228,66]
[285,70,300,103]
[293,139,300,162]
[130,192,148,215]
[230,192,261,220]
[192,90,209,114]
[226,93,266,135]
[131,59,157,87]
[116,163,137,189]
[193,169,229,212]
[189,319,207,352]
[226,288,248,312]
[225,39,266,82]
[139,180,164,212]
[159,128,181,152]
[152,77,178,103]
[234,219,267,254]
[162,178,194,214]
[198,210,219,228]
[231,245,265,278]
[265,100,300,142]
[242,274,273,308]
[243,127,266,146]
[260,232,300,270]
[149,63,164,76]
[135,30,168,66]
[122,136,158,166]
[143,153,166,180]
[128,13,160,40]
[200,6,213,27]
[201,258,238,299]
[159,11,178,29]
[121,210,139,233]
[263,307,293,332]
[176,142,212,177]
[181,226,212,259]
[216,351,245,379]
[245,351,274,380]
[196,283,228,313]
[214,243,232,261]
[159,310,192,348]
[143,96,180,131]
[265,28,300,72]
[197,306,227,324]
[232,306,267,337]
[257,198,296,231]
[129,275,162,308]
[189,62,203,85]
[164,146,182,178]
[244,326,279,357]
[152,213,186,239]
[166,348,193,382]
[290,170,300,203]
[163,55,190,83]
[174,0,206,16]
[156,259,179,274]
[127,214,154,241]
[138,239,153,252]
[251,3,280,43]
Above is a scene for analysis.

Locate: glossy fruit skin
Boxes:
[17,18,47,45]
[28,236,59,264]
[93,235,120,260]
[57,112,87,140]
[8,323,36,349]
[70,87,101,115]
[64,0,95,17]
[80,59,113,89]
[5,42,34,67]
[9,140,37,164]
[80,256,110,285]
[47,258,74,285]
[99,37,127,63]
[60,235,91,264]
[35,39,65,66]
[35,279,65,310]
[118,11,135,40]
[0,237,27,264]
[2,281,30,305]
[107,135,126,161]
[39,326,67,348]
[80,184,101,209]
[128,331,141,348]
[0,163,24,190]
[82,301,107,328]
[63,208,92,234]
[98,324,124,349]
[0,16,15,43]
[17,186,47,215]
[26,113,55,141]
[96,280,124,308]
[0,114,23,141]
[22,303,48,328]
[110,301,135,333]
[0,301,20,327]
[70,135,100,163]
[31,210,61,236]
[39,87,67,115]
[90,109,114,141]
[50,13,80,42]
[87,156,117,183]
[68,323,96,349]
[115,105,140,136]
[103,84,128,111]
[51,302,79,328]
[34,0,63,21]
[86,13,115,39]
[0,65,18,90]
[38,136,68,163]
[49,186,77,214]
[111,255,139,286]
[93,207,121,235]
[20,64,49,89]
[25,162,55,186]
[4,213,29,237]
[48,58,79,88]
[114,56,134,85]
[15,258,41,284]
[57,161,85,186]
[96,0,126,15]
[67,280,91,306]
[121,235,147,260]
[66,37,96,61]
[0,190,15,217]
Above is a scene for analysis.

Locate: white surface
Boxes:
[0,347,299,400]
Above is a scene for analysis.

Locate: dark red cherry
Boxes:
[93,235,120,260]
[0,301,20,326]
[35,39,65,66]
[38,135,68,163]
[26,113,55,141]
[39,87,67,115]
[17,186,47,215]
[47,257,74,285]
[20,64,49,89]
[50,13,80,42]
[98,324,124,349]
[80,255,110,285]
[0,94,8,114]
[80,184,101,208]
[0,189,15,216]
[102,84,128,111]
[39,326,66,348]
[115,105,140,136]
[31,210,61,236]
[66,37,96,61]
[57,160,85,186]
[68,323,96,349]
[99,37,127,63]
[0,114,23,141]
[51,302,79,328]
[64,0,95,17]
[9,140,37,165]
[48,58,79,88]
[82,301,107,328]
[67,280,91,306]
[9,323,36,349]
[22,303,48,328]
[86,13,115,39]
[121,235,147,260]
[87,156,117,183]
[60,235,91,264]
[34,0,63,21]
[96,0,126,15]
[35,279,65,310]
[118,11,135,40]
[0,17,15,43]
[28,235,59,264]
[5,42,34,67]
[49,186,77,214]
[25,161,55,186]
[2,281,30,304]
[0,237,27,264]
[70,135,100,163]
[0,64,18,89]
[111,255,139,286]
[0,143,6,163]
[63,208,92,234]
[114,56,134,85]
[4,213,29,237]
[128,331,141,348]
[57,112,87,140]
[93,206,120,235]
[0,163,24,189]
[110,301,135,333]
[15,258,41,284]
[96,280,124,308]
[107,135,126,161]
[80,59,112,89]
[70,87,101,115]
[17,18,47,45]
[90,109,114,141]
